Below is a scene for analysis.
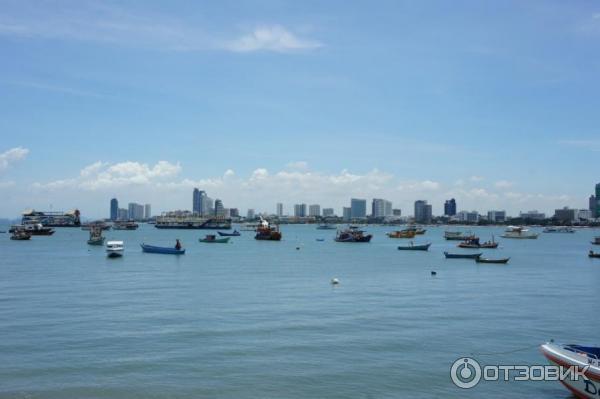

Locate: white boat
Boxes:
[543,226,575,233]
[501,226,539,239]
[540,342,600,398]
[106,240,124,258]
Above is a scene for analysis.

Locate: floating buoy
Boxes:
[331,278,340,285]
[296,246,300,250]
[431,271,437,276]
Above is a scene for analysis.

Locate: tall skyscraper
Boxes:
[414,200,432,224]
[117,208,128,220]
[203,197,214,216]
[110,198,118,221]
[350,198,367,219]
[247,209,255,219]
[322,208,335,217]
[342,207,351,221]
[229,208,240,218]
[596,183,600,217]
[192,188,204,215]
[590,195,597,218]
[371,198,392,218]
[294,203,307,217]
[128,203,144,221]
[144,204,151,219]
[276,203,283,217]
[214,199,224,217]
[308,204,321,217]
[444,198,456,216]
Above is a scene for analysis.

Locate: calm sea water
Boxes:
[0,224,598,398]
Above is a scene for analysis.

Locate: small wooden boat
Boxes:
[387,230,416,239]
[10,230,31,240]
[106,241,124,258]
[218,230,240,237]
[316,238,325,242]
[444,231,474,241]
[87,226,105,245]
[335,227,372,242]
[316,224,337,230]
[397,242,431,251]
[540,342,600,398]
[9,223,54,236]
[200,234,230,243]
[141,243,185,254]
[444,251,482,259]
[589,250,600,258]
[475,257,510,264]
[591,236,600,245]
[458,236,498,249]
[87,236,105,245]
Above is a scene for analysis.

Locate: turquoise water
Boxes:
[0,224,598,398]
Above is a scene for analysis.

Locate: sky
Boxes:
[1,0,599,219]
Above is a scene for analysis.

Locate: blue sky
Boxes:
[0,0,599,218]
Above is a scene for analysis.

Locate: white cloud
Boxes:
[398,180,441,191]
[286,161,309,170]
[494,180,514,188]
[226,25,322,53]
[469,175,484,182]
[0,147,29,171]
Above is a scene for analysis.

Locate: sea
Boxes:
[0,224,598,398]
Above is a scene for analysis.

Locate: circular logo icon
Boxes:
[451,357,482,389]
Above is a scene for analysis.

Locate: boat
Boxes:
[404,225,426,235]
[140,243,185,254]
[21,208,81,227]
[397,242,431,251]
[387,229,416,239]
[254,218,282,241]
[458,236,498,249]
[475,257,510,264]
[9,222,55,236]
[87,226,105,245]
[444,251,482,259]
[200,234,230,243]
[106,241,124,258]
[316,224,337,230]
[540,341,600,398]
[241,223,259,231]
[335,227,372,243]
[444,231,474,241]
[155,214,231,229]
[543,226,575,233]
[501,226,539,239]
[81,221,111,231]
[589,251,600,258]
[316,238,325,242]
[10,230,31,240]
[591,237,600,245]
[112,220,139,230]
[217,230,240,237]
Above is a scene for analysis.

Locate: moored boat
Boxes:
[540,342,600,398]
[458,236,498,249]
[112,220,139,230]
[316,224,337,230]
[444,231,474,241]
[335,227,372,243]
[9,223,54,236]
[218,230,240,237]
[141,243,186,254]
[200,234,230,243]
[106,241,124,257]
[475,257,510,264]
[397,242,431,251]
[21,208,80,227]
[387,229,416,239]
[501,226,538,239]
[543,226,575,233]
[589,250,600,258]
[591,236,600,245]
[82,221,111,231]
[10,230,31,240]
[444,251,482,259]
[87,226,105,245]
[254,218,282,241]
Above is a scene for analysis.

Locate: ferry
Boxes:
[501,226,539,239]
[155,215,231,230]
[112,220,139,230]
[540,341,600,398]
[21,209,80,227]
[9,222,55,236]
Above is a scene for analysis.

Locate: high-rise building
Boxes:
[444,198,457,216]
[342,207,351,221]
[350,198,367,219]
[276,203,283,217]
[392,209,402,216]
[229,208,240,218]
[596,183,600,217]
[414,200,432,224]
[371,198,392,218]
[294,203,307,217]
[247,209,255,219]
[322,208,335,217]
[214,199,224,217]
[110,198,119,221]
[590,195,597,218]
[117,208,128,220]
[520,210,546,220]
[144,204,151,219]
[128,202,144,221]
[487,210,506,223]
[308,204,321,217]
[457,210,479,223]
[554,207,577,223]
[192,188,204,215]
[204,197,214,216]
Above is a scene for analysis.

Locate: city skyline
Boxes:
[2,2,600,217]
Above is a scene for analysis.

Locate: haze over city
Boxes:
[2,1,600,218]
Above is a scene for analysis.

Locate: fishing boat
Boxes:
[444,231,474,241]
[591,237,600,245]
[475,257,510,264]
[106,241,124,258]
[87,226,105,245]
[9,223,54,236]
[540,341,600,398]
[316,238,325,242]
[10,230,31,240]
[589,250,600,258]
[217,230,240,237]
[254,218,282,241]
[316,224,337,230]
[444,251,482,259]
[200,234,230,243]
[501,226,539,239]
[404,225,426,235]
[387,229,416,239]
[155,214,231,229]
[458,236,498,249]
[112,220,139,230]
[543,226,575,233]
[397,242,431,251]
[141,243,186,254]
[81,221,111,231]
[335,227,372,243]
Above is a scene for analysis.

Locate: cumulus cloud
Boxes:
[469,175,484,182]
[226,25,322,53]
[0,147,29,171]
[495,180,514,188]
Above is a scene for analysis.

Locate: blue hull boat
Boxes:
[218,230,240,237]
[444,251,481,259]
[140,243,185,255]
